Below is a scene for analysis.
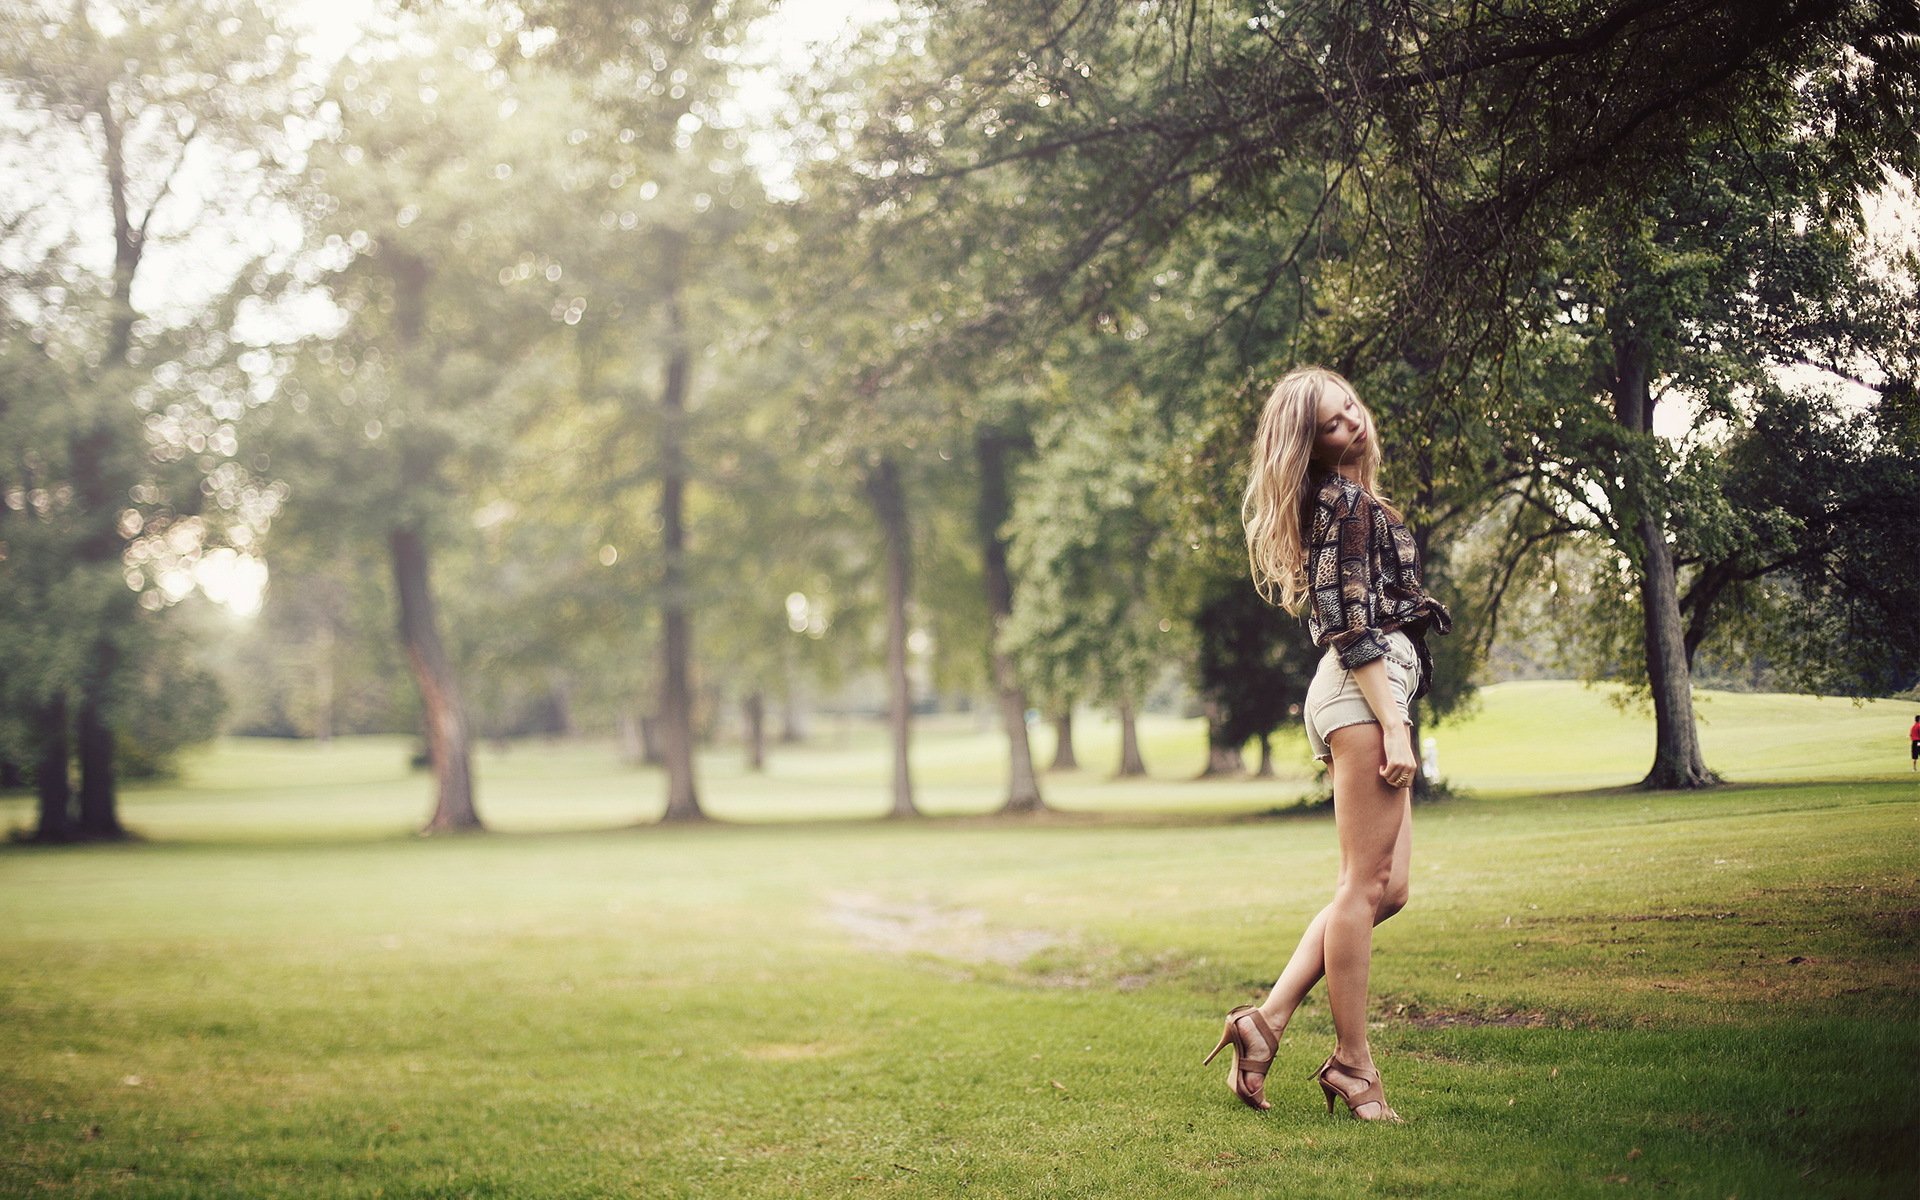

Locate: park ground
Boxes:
[2,681,1916,1198]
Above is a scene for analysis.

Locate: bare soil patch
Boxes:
[823,891,1066,968]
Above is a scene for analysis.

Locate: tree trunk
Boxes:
[638,714,665,765]
[75,694,123,839]
[1200,699,1245,776]
[1254,732,1275,778]
[864,455,918,818]
[1611,329,1718,790]
[742,690,766,772]
[1634,506,1718,788]
[69,420,132,841]
[1048,711,1078,771]
[33,697,72,843]
[976,427,1045,814]
[59,56,145,840]
[656,258,703,823]
[389,526,482,833]
[313,619,335,743]
[1115,695,1148,777]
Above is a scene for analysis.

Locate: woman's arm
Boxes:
[1314,487,1392,668]
[1349,657,1418,786]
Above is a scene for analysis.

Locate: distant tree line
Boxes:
[2,0,1915,840]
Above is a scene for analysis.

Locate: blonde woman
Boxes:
[1203,365,1453,1121]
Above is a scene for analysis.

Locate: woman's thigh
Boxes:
[1327,722,1407,875]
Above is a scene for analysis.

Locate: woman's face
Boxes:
[1312,387,1370,466]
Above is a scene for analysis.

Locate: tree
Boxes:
[1003,373,1173,779]
[258,10,584,831]
[1486,106,1917,785]
[518,0,805,822]
[832,1,1917,792]
[0,0,303,838]
[1685,385,1920,697]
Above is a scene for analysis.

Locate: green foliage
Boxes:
[0,0,310,806]
[1489,119,1920,701]
[1002,383,1172,713]
[254,11,579,544]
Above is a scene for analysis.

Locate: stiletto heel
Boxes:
[1201,1005,1277,1110]
[1202,1027,1234,1067]
[1314,1054,1404,1122]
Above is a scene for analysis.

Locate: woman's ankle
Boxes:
[1332,1045,1375,1073]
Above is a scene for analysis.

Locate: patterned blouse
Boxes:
[1303,468,1453,696]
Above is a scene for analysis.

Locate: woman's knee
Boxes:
[1376,881,1410,922]
[1335,864,1394,910]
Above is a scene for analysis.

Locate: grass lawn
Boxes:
[2,683,1916,1197]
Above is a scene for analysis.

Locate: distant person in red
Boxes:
[1911,716,1919,771]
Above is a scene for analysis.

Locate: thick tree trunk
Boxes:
[68,426,131,841]
[59,64,144,840]
[74,695,123,839]
[864,456,919,817]
[656,259,704,823]
[1634,508,1718,788]
[389,526,482,833]
[742,691,766,772]
[1254,733,1275,778]
[975,427,1044,814]
[1611,330,1717,789]
[33,697,72,843]
[1115,695,1148,777]
[1200,700,1245,776]
[1048,711,1078,771]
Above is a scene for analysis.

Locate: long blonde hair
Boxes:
[1241,365,1390,613]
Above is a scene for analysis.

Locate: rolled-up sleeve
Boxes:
[1310,487,1390,669]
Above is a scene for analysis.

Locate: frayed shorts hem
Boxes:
[1307,714,1383,765]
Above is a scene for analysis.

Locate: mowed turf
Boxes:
[1,684,1916,1197]
[7,681,1912,841]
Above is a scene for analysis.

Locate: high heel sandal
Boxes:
[1201,1005,1277,1110]
[1314,1054,1404,1122]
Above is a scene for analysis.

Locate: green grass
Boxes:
[2,683,1916,1197]
[5,681,1911,842]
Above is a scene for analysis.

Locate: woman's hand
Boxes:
[1378,722,1418,790]
[1348,656,1420,790]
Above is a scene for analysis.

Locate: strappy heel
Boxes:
[1314,1054,1404,1122]
[1201,1005,1277,1110]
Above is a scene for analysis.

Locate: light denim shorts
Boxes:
[1304,630,1421,764]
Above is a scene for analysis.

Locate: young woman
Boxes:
[1204,365,1453,1121]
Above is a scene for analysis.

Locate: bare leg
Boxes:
[1318,722,1410,1117]
[1255,748,1411,1034]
